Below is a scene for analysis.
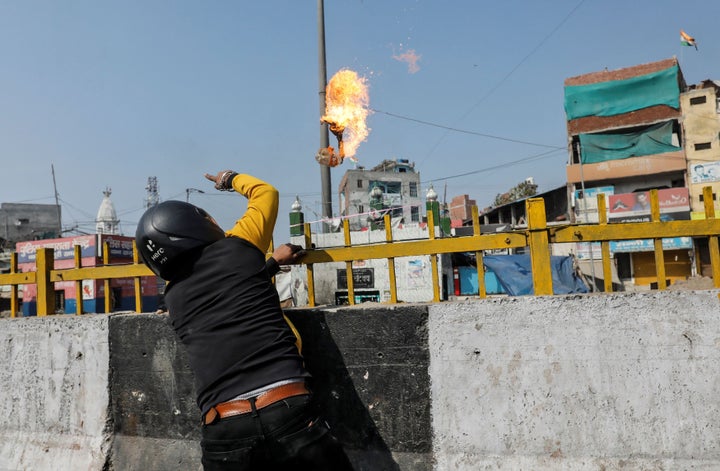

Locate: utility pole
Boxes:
[318,0,332,232]
[51,164,62,236]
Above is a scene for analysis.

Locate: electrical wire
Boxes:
[422,148,566,185]
[370,109,564,149]
[413,0,587,164]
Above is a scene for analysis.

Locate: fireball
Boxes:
[319,69,371,165]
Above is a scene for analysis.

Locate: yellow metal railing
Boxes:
[1,190,719,317]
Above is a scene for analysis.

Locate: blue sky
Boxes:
[1,0,719,240]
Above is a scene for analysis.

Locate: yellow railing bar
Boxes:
[3,270,35,286]
[302,232,527,264]
[551,219,720,242]
[36,248,55,316]
[4,185,720,314]
[648,190,667,290]
[10,253,20,318]
[132,240,143,313]
[50,264,153,281]
[74,245,83,315]
[527,198,552,295]
[703,186,720,288]
[426,209,441,302]
[384,213,398,304]
[597,194,613,292]
[303,223,316,307]
[103,242,111,313]
[343,219,355,306]
[471,206,486,298]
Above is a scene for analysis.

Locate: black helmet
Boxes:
[135,200,225,280]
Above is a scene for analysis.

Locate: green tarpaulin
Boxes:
[564,65,680,120]
[579,121,680,164]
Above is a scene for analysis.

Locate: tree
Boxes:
[493,179,538,207]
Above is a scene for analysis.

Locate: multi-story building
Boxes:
[682,80,720,216]
[0,203,61,250]
[338,159,423,231]
[564,58,719,287]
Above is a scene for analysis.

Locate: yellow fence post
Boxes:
[343,219,355,305]
[472,206,486,298]
[10,253,18,318]
[703,186,720,287]
[132,240,143,313]
[649,190,667,290]
[103,241,112,313]
[597,194,613,293]
[36,248,55,316]
[74,245,84,315]
[527,198,552,295]
[384,213,398,304]
[303,223,316,307]
[426,210,441,302]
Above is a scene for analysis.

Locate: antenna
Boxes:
[145,177,159,208]
[51,164,62,236]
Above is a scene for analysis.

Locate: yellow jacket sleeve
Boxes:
[225,174,278,253]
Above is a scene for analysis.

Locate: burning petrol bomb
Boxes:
[317,69,370,167]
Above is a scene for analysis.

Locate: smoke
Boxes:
[392,49,421,74]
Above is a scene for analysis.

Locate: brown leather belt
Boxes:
[203,382,310,425]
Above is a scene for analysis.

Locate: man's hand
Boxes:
[271,243,306,265]
[204,170,237,191]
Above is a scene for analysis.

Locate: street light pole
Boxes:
[318,0,332,233]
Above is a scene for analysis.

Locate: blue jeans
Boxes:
[200,394,353,470]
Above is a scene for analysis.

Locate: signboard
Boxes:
[16,235,96,263]
[574,186,614,224]
[574,185,615,201]
[607,188,690,223]
[690,161,720,184]
[609,237,692,253]
[337,268,375,289]
[16,234,137,263]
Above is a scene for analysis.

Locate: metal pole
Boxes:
[576,140,598,292]
[318,0,332,233]
[51,164,62,236]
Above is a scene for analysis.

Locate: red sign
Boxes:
[607,188,690,223]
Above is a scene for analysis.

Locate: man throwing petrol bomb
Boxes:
[135,170,353,471]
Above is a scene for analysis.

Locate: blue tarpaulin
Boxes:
[564,64,680,120]
[483,255,588,296]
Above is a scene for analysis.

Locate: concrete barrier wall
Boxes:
[1,290,719,470]
[429,291,720,470]
[0,316,111,471]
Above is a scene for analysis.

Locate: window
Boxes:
[690,96,707,105]
[409,182,418,197]
[358,204,364,214]
[695,142,712,151]
[357,179,363,189]
[699,193,717,202]
[370,181,401,194]
[411,206,420,222]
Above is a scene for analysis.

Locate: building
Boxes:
[0,203,61,250]
[563,58,719,288]
[338,159,423,231]
[448,194,476,228]
[683,80,720,217]
[16,235,160,315]
[96,187,121,235]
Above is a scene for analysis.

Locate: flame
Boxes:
[321,69,371,162]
